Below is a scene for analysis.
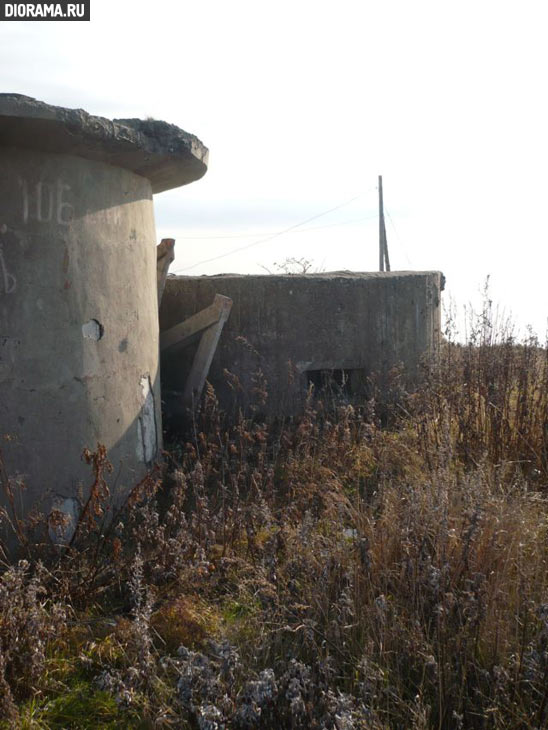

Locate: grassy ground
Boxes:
[1,311,548,729]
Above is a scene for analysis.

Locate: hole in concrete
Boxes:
[82,319,104,341]
[306,368,363,399]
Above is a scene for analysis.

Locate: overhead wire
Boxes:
[177,212,378,240]
[173,189,375,273]
[385,207,413,267]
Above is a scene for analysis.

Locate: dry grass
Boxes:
[1,302,548,729]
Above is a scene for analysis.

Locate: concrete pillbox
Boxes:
[160,271,444,417]
[0,94,208,538]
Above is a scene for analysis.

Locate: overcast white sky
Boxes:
[2,0,547,337]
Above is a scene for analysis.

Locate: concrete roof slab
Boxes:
[0,93,208,193]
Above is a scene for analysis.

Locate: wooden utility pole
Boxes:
[378,175,390,272]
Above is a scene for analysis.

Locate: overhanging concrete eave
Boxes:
[0,94,209,193]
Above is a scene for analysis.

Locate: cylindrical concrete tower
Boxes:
[0,94,208,536]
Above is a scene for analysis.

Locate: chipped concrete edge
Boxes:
[0,93,209,193]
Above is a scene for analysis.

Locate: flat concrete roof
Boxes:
[0,93,208,193]
[169,270,445,284]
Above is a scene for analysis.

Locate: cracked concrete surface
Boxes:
[0,94,209,193]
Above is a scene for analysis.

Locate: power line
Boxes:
[174,192,372,273]
[291,212,378,234]
[176,212,379,240]
[385,207,413,267]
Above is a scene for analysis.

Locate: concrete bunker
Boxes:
[0,94,444,545]
[0,94,208,530]
[159,270,444,418]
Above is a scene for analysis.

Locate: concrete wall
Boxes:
[0,147,161,524]
[0,94,208,546]
[160,271,443,416]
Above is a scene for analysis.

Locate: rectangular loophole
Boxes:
[305,368,364,397]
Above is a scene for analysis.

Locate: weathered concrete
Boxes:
[0,94,208,192]
[0,95,208,536]
[160,271,443,416]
